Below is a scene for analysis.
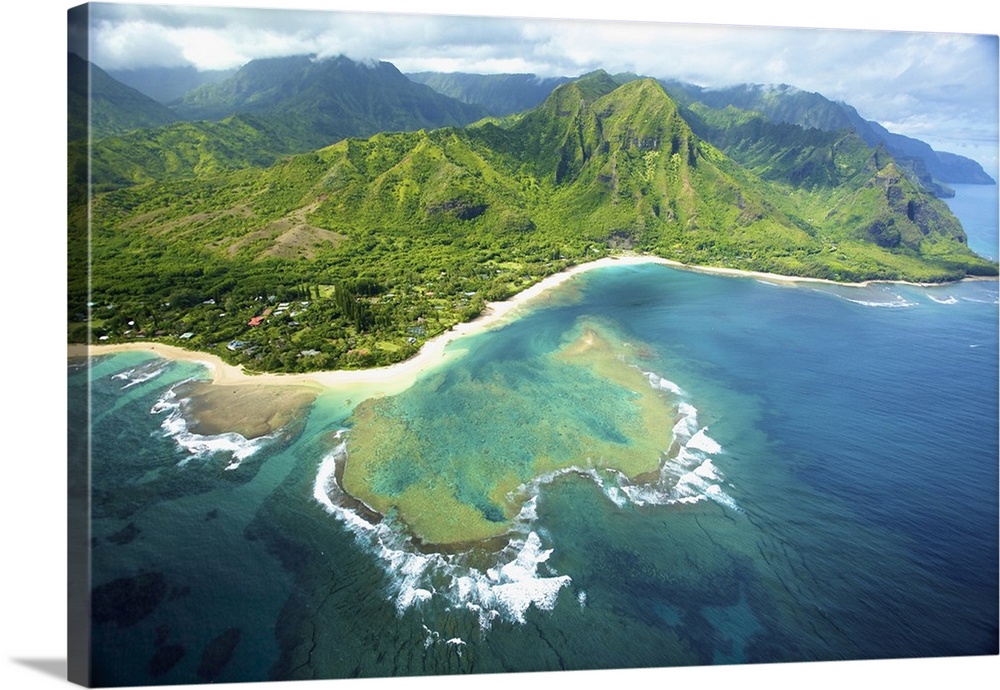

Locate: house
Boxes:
[247,316,265,327]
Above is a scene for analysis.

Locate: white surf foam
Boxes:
[688,427,722,454]
[420,626,466,656]
[960,294,1000,305]
[310,367,740,629]
[841,296,919,308]
[645,372,686,397]
[150,386,275,469]
[312,439,573,629]
[672,403,700,442]
[639,371,740,512]
[816,286,920,309]
[112,360,171,389]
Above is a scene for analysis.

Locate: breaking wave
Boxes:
[835,294,919,308]
[311,369,737,628]
[150,385,277,470]
[811,283,921,309]
[111,359,171,389]
[960,291,1000,305]
[313,431,571,629]
[613,372,738,511]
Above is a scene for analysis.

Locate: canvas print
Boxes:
[67,2,999,687]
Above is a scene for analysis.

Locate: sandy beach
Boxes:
[70,256,668,434]
[72,255,668,395]
[71,253,993,392]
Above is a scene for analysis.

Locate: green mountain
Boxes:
[838,104,996,186]
[663,81,855,131]
[174,54,489,149]
[76,55,496,189]
[71,113,300,193]
[408,70,994,196]
[107,65,237,104]
[68,53,179,141]
[662,81,996,193]
[74,73,995,373]
[406,71,572,116]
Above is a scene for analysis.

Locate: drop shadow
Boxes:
[11,658,67,681]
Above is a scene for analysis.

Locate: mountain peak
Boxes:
[172,54,488,146]
[570,69,622,101]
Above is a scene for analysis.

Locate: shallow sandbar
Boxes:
[177,381,319,439]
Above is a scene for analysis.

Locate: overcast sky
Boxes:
[73,1,999,174]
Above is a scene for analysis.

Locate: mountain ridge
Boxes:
[72,73,996,373]
[70,54,496,187]
[406,71,573,117]
[173,54,489,148]
[70,61,997,374]
[409,69,994,195]
[659,80,995,192]
[80,54,993,198]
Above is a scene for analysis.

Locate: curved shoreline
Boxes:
[69,255,995,394]
[71,255,660,394]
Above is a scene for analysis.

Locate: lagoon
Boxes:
[74,186,999,685]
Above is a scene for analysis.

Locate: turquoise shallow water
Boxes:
[73,187,999,685]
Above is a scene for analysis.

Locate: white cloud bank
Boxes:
[76,1,999,173]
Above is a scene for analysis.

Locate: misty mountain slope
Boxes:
[838,103,996,185]
[68,53,179,141]
[662,80,995,193]
[173,55,489,146]
[107,65,237,104]
[406,71,573,116]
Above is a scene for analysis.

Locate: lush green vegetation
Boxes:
[174,55,488,151]
[663,79,996,190]
[69,114,301,193]
[71,71,997,373]
[70,54,496,192]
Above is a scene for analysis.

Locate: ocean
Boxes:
[71,185,999,686]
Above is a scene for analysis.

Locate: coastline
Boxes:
[70,254,996,394]
[72,255,661,395]
[657,258,999,288]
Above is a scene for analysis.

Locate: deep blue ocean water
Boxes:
[72,186,999,685]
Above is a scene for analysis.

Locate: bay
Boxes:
[75,184,999,685]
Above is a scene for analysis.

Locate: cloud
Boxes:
[82,2,998,172]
